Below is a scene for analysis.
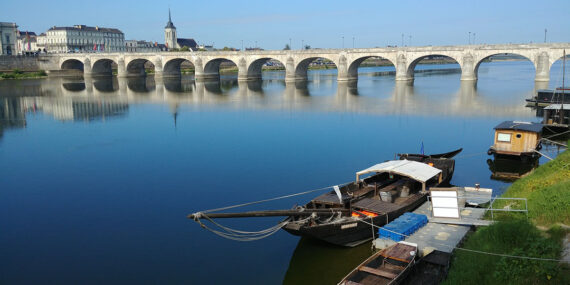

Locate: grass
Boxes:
[444,146,570,284]
[0,69,47,79]
[443,220,569,285]
[490,147,570,226]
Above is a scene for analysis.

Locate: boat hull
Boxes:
[282,193,428,247]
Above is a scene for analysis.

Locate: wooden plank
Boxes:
[359,266,397,279]
[381,244,416,262]
[353,198,400,213]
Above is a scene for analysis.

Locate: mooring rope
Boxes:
[541,137,568,148]
[200,184,341,214]
[194,213,317,242]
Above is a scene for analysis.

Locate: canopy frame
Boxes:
[355,160,443,192]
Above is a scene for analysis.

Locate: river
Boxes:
[0,60,567,284]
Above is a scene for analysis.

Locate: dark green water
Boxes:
[0,61,567,284]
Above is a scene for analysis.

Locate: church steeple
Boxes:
[165,9,177,49]
[165,9,176,29]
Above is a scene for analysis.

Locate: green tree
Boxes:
[180,46,190,51]
[283,44,291,50]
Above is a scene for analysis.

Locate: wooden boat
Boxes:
[280,156,456,247]
[338,241,417,285]
[188,150,459,247]
[525,88,570,107]
[397,148,462,160]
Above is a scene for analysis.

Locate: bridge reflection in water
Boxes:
[0,71,545,128]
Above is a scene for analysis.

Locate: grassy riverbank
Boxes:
[443,145,570,284]
[0,69,47,79]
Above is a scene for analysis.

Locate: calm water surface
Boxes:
[0,61,567,284]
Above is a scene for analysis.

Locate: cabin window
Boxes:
[497,133,511,142]
[516,134,522,138]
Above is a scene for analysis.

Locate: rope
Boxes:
[200,184,340,214]
[534,150,554,160]
[454,152,487,159]
[356,219,568,263]
[541,137,568,148]
[193,212,298,241]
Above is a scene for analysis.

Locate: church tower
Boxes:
[164,9,177,49]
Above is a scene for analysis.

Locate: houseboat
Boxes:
[487,121,543,158]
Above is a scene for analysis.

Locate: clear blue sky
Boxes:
[2,0,568,49]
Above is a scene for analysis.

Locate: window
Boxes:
[516,134,522,138]
[497,133,511,142]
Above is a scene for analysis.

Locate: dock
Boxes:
[373,190,493,256]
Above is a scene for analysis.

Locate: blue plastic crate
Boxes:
[377,212,428,242]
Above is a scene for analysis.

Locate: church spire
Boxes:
[165,9,176,29]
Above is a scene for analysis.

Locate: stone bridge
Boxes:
[39,43,570,83]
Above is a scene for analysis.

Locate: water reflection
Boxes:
[1,62,552,130]
[93,77,119,93]
[487,156,539,182]
[0,97,27,139]
[282,238,372,285]
[62,80,86,92]
[127,77,155,93]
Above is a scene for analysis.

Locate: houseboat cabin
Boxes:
[488,121,543,158]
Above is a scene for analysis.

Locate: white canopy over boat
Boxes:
[356,160,442,187]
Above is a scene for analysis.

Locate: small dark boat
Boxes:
[189,150,459,247]
[526,89,570,107]
[397,148,462,160]
[338,241,417,285]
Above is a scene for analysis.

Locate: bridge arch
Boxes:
[200,58,239,80]
[247,58,286,80]
[474,53,534,81]
[406,54,461,80]
[163,58,195,78]
[126,58,156,77]
[548,52,569,81]
[61,59,84,72]
[91,59,117,77]
[294,56,338,81]
[347,56,396,81]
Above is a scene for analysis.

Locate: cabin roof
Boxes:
[544,104,570,110]
[494,121,543,133]
[356,160,442,183]
[537,89,570,94]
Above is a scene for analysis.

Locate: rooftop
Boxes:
[494,121,543,133]
[48,25,123,34]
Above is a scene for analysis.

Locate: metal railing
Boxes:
[426,195,528,221]
[488,197,528,220]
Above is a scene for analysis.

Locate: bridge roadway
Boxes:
[39,43,570,83]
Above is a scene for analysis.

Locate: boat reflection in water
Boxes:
[282,237,372,285]
[487,156,539,182]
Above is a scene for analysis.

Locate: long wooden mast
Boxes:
[561,49,566,124]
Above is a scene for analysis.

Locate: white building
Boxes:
[125,40,163,53]
[17,31,39,54]
[41,25,125,53]
[0,22,18,55]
